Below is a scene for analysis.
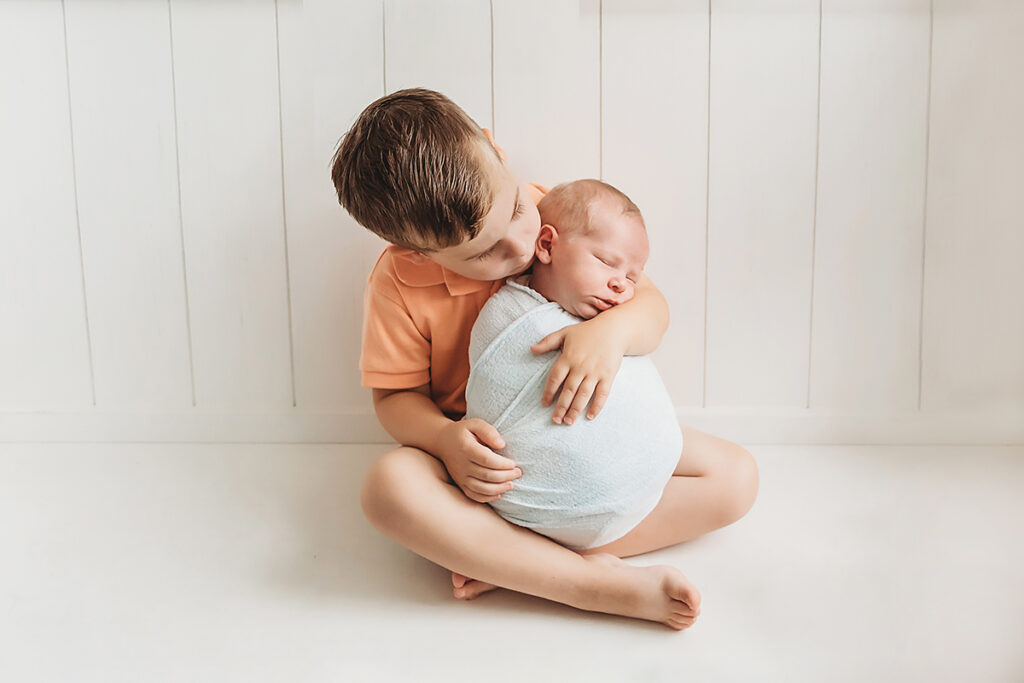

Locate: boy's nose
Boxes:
[609,279,625,293]
[507,241,525,261]
[512,237,532,260]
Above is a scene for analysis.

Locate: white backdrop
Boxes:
[1,0,1021,444]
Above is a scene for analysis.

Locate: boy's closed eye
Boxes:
[472,244,498,261]
[470,200,528,262]
[512,198,527,220]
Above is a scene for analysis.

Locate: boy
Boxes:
[466,179,683,553]
[332,88,758,631]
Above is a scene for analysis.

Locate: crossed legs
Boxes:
[358,425,757,629]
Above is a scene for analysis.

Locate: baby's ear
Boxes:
[535,224,557,264]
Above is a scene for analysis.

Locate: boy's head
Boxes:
[330,88,540,281]
[530,179,649,320]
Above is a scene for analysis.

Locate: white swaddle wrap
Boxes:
[465,275,681,550]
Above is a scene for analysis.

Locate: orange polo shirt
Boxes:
[360,182,548,418]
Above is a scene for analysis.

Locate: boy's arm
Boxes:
[371,384,450,453]
[596,272,669,355]
[372,386,522,503]
[529,274,669,425]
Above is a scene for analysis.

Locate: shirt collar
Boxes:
[390,247,494,296]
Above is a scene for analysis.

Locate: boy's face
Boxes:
[540,204,649,320]
[421,144,541,281]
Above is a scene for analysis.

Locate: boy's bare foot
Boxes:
[452,554,700,631]
[451,571,498,600]
[578,552,701,631]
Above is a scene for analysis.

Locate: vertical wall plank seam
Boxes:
[489,0,495,134]
[167,0,197,407]
[60,0,97,406]
[273,0,298,408]
[806,0,823,409]
[917,0,934,411]
[598,0,603,181]
[702,0,712,408]
[382,1,387,93]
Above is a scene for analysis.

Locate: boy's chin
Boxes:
[506,256,535,278]
[452,262,529,281]
[464,256,533,282]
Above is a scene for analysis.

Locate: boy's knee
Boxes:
[731,447,760,520]
[359,447,442,526]
[360,449,407,525]
[720,446,759,524]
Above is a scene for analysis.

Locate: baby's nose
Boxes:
[609,279,625,293]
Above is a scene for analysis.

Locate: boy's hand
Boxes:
[531,315,629,425]
[435,418,522,504]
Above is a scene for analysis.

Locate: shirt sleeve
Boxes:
[359,280,432,390]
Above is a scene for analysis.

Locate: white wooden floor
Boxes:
[1,442,1022,682]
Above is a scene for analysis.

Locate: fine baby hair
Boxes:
[536,178,645,237]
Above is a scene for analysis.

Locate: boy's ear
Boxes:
[406,251,432,265]
[481,128,508,164]
[535,224,558,265]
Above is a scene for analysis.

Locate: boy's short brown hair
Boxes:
[330,88,501,251]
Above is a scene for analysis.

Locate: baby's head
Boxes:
[530,180,649,320]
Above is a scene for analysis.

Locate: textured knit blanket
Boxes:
[464,275,681,550]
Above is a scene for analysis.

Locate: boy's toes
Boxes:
[666,615,696,631]
[453,579,499,600]
[668,580,701,613]
[673,600,700,617]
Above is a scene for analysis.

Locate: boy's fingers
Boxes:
[467,418,506,450]
[564,378,597,425]
[531,328,567,355]
[586,382,612,419]
[471,463,522,483]
[553,372,584,423]
[470,443,518,471]
[462,484,496,504]
[466,476,515,497]
[542,362,569,407]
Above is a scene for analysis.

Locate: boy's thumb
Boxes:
[468,419,506,450]
[531,330,565,354]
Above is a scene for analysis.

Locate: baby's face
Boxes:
[543,206,649,319]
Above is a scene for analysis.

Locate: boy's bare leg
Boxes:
[360,446,701,630]
[577,426,759,558]
[455,426,759,596]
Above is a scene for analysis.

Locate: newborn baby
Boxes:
[464,179,681,550]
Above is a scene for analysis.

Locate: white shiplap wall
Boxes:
[1,0,1021,444]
